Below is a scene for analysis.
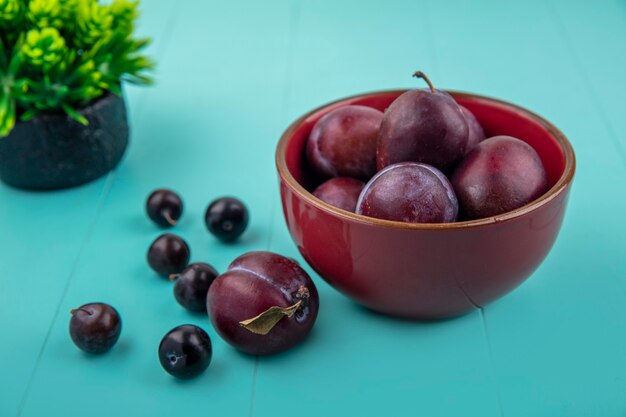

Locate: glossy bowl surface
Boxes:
[276,90,575,319]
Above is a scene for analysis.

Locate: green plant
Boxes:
[0,0,153,137]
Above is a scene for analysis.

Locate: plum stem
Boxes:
[413,71,436,93]
[295,285,310,302]
[70,308,92,316]
[163,210,177,226]
[168,273,180,281]
[239,286,309,335]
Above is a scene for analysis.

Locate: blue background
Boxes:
[1,0,625,416]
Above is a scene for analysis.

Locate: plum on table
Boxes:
[207,251,319,355]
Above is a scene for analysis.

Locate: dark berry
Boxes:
[172,263,219,312]
[146,189,183,228]
[158,325,212,379]
[204,197,249,242]
[147,233,190,277]
[69,303,121,354]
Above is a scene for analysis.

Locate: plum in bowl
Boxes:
[276,90,575,319]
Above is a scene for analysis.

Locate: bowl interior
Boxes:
[283,90,566,199]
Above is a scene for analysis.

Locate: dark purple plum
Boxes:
[307,105,383,180]
[377,71,468,173]
[147,233,190,277]
[172,263,219,312]
[356,162,458,223]
[207,251,319,356]
[312,177,364,212]
[146,189,183,227]
[460,106,486,153]
[69,303,121,354]
[451,135,548,220]
[158,325,212,379]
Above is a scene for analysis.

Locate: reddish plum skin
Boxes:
[312,177,364,212]
[357,162,458,223]
[147,233,190,277]
[451,136,548,220]
[460,106,486,153]
[377,89,468,173]
[69,303,121,354]
[207,251,319,355]
[306,105,383,180]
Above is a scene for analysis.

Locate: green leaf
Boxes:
[8,33,25,75]
[0,36,8,70]
[0,96,16,138]
[106,82,121,95]
[61,103,88,125]
[122,73,152,85]
[20,108,38,121]
[130,37,150,52]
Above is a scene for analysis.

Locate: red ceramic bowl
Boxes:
[276,90,576,319]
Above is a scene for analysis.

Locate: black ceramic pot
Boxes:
[0,93,129,190]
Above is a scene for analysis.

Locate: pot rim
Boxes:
[276,89,576,230]
[13,91,121,125]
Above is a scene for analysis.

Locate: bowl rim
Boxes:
[276,89,576,230]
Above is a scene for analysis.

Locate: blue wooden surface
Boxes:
[1,1,625,416]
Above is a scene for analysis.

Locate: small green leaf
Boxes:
[0,37,8,70]
[0,97,16,138]
[122,73,152,85]
[107,82,121,95]
[130,37,150,51]
[20,108,38,121]
[61,103,88,125]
